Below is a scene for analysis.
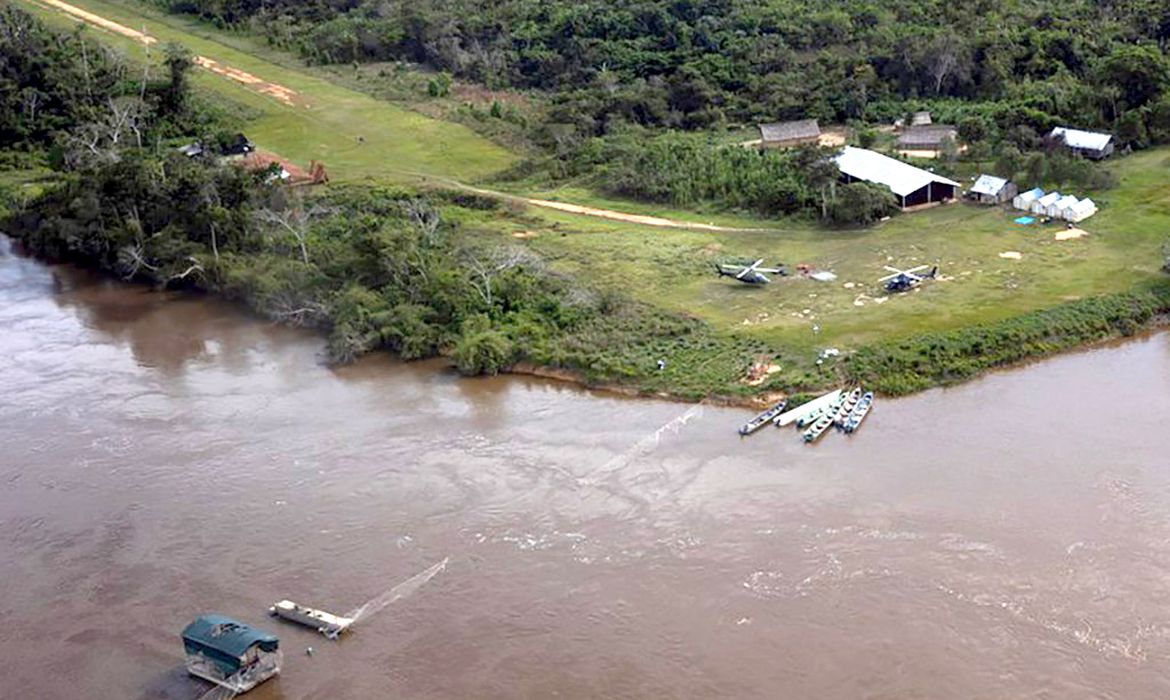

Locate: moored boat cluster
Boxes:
[738,387,873,443]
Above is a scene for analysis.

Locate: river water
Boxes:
[3,234,1170,699]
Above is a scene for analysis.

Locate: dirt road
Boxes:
[33,0,772,232]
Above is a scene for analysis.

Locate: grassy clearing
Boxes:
[522,149,1170,372]
[17,0,516,183]
[15,0,1170,397]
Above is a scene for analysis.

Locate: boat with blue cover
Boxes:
[182,614,281,694]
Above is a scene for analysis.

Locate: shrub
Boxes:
[454,327,515,375]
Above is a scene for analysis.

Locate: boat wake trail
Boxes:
[577,402,706,485]
[344,558,449,624]
[195,684,238,700]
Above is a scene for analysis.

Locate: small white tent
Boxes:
[1064,198,1097,223]
[1048,194,1079,218]
[1013,187,1044,211]
[1032,191,1061,215]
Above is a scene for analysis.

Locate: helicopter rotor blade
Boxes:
[737,259,766,279]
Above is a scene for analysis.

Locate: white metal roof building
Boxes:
[970,175,1008,197]
[1031,191,1062,215]
[833,146,960,209]
[1048,194,1080,218]
[1013,187,1044,210]
[1063,198,1097,223]
[1049,127,1115,159]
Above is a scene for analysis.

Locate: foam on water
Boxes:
[345,557,449,624]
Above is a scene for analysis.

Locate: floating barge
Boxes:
[182,614,281,694]
[269,600,355,638]
[739,400,787,436]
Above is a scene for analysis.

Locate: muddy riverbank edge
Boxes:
[512,291,1170,409]
[5,231,1169,409]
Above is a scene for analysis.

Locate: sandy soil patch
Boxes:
[238,150,311,181]
[521,197,747,231]
[193,56,301,107]
[1055,228,1090,241]
[37,0,304,107]
[36,0,156,44]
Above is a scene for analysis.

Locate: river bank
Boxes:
[5,227,1170,699]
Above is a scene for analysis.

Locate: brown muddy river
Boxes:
[3,233,1170,700]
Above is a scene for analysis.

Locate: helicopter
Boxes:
[879,264,938,293]
[715,259,788,285]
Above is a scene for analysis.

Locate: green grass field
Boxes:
[18,0,516,183]
[520,149,1170,358]
[14,0,1170,394]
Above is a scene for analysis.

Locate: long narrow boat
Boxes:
[269,600,355,638]
[833,387,863,428]
[843,392,874,434]
[738,400,787,436]
[773,389,842,427]
[802,412,836,443]
[801,394,845,442]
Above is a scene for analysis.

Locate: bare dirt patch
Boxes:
[36,0,305,107]
[1055,227,1090,241]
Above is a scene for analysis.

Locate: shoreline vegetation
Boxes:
[5,1,1170,407]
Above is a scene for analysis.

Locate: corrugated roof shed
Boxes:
[1050,127,1112,151]
[970,174,1009,196]
[911,111,933,126]
[182,615,279,660]
[758,119,820,143]
[897,125,958,148]
[833,146,959,197]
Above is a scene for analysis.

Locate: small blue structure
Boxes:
[182,615,281,693]
[1014,216,1035,225]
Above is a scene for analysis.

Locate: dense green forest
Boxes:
[137,0,1170,219]
[0,6,773,394]
[153,0,1170,135]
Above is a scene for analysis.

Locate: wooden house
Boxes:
[897,125,959,157]
[758,119,821,148]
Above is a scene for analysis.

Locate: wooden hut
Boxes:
[758,119,821,148]
[897,125,959,157]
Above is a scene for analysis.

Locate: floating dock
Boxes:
[269,600,355,638]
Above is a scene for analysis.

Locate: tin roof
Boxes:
[970,174,1009,196]
[1035,192,1062,207]
[1015,187,1044,202]
[1050,127,1112,151]
[182,615,279,659]
[759,119,820,143]
[834,146,959,198]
